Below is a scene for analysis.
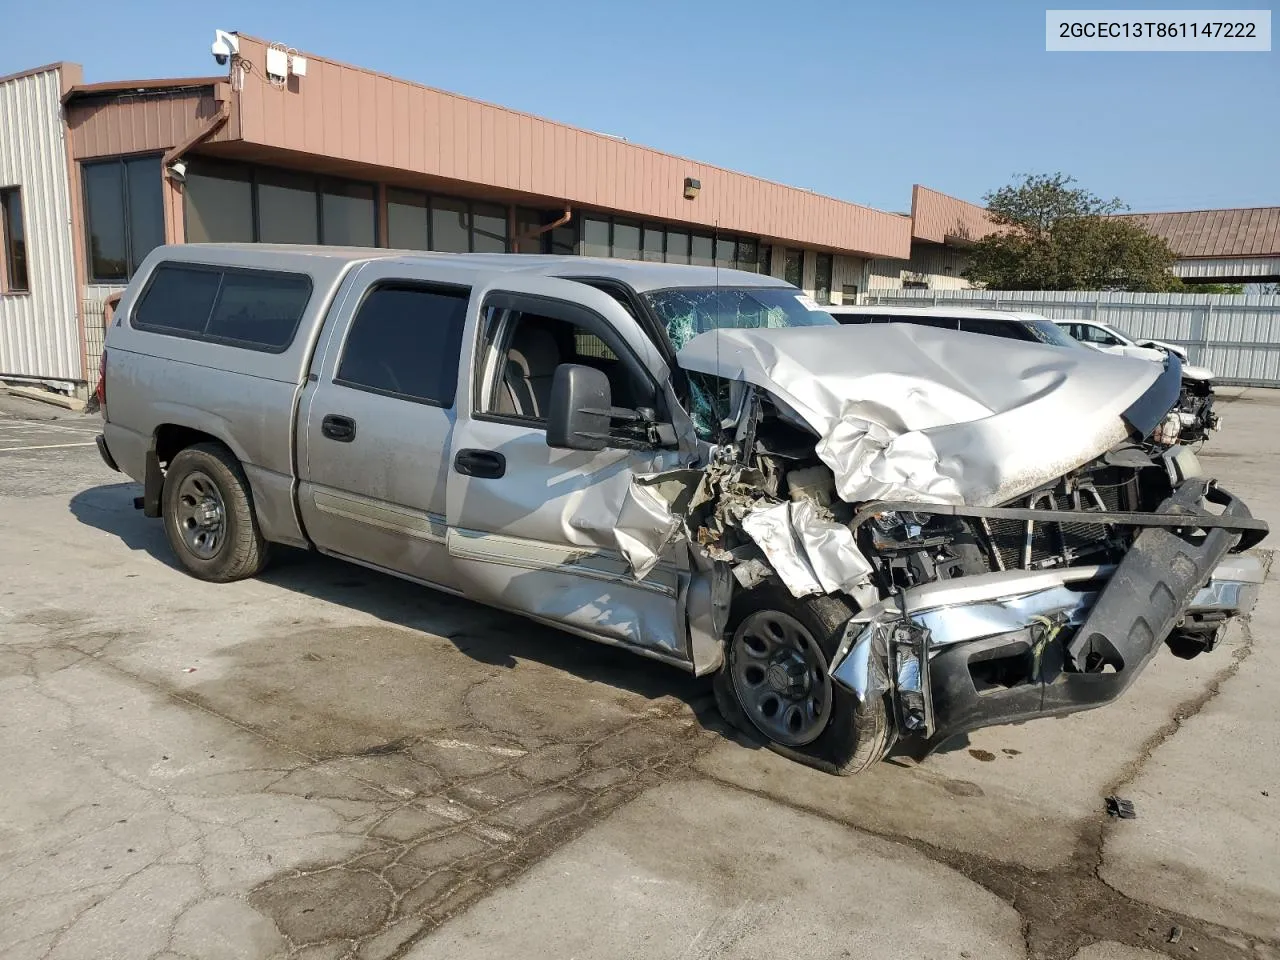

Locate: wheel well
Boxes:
[153,424,228,467]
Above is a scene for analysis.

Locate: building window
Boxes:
[387,189,430,250]
[688,234,712,267]
[642,224,664,262]
[471,204,508,254]
[665,230,690,265]
[814,253,833,304]
[257,168,319,245]
[612,221,641,260]
[384,189,509,253]
[1,187,29,293]
[783,249,803,288]
[582,217,610,258]
[572,213,761,271]
[902,279,929,289]
[322,182,377,247]
[841,284,859,304]
[432,197,471,253]
[185,160,253,243]
[758,244,773,276]
[184,159,376,249]
[83,155,164,283]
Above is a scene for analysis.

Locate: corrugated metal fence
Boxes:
[861,289,1280,387]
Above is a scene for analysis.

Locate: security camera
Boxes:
[211,30,239,66]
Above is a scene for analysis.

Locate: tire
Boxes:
[713,584,891,776]
[161,442,269,583]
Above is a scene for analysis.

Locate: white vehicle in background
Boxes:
[1055,319,1192,364]
[1056,319,1219,443]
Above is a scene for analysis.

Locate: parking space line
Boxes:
[0,442,98,452]
[0,420,100,436]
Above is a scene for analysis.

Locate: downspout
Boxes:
[515,206,572,253]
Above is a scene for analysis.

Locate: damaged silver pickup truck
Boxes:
[97,246,1268,776]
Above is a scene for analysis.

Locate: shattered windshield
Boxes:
[643,286,838,352]
[1026,318,1088,349]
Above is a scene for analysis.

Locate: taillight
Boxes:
[95,351,107,417]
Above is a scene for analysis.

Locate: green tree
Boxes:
[1170,281,1246,295]
[963,173,1181,292]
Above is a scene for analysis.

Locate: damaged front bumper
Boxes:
[829,480,1267,752]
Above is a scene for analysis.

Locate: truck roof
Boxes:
[148,244,786,294]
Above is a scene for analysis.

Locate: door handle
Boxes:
[321,414,357,443]
[453,448,506,479]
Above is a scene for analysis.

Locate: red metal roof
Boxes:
[1114,207,1280,259]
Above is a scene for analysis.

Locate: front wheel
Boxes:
[713,585,891,776]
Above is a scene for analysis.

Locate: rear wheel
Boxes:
[162,442,269,582]
[713,585,891,775]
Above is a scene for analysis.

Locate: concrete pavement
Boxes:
[0,389,1277,959]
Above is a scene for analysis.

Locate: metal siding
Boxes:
[67,89,218,159]
[1174,256,1280,280]
[866,242,974,291]
[229,36,911,259]
[861,288,1280,387]
[910,184,1002,244]
[830,255,865,304]
[0,66,81,381]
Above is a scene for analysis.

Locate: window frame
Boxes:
[332,279,472,408]
[0,186,29,294]
[82,153,166,284]
[471,290,664,438]
[129,260,315,354]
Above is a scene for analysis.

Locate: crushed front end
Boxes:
[664,324,1267,763]
[828,468,1266,752]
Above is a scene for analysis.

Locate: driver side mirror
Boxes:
[547,363,611,451]
[546,363,677,451]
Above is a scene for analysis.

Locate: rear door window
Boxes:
[336,283,470,406]
[132,262,312,351]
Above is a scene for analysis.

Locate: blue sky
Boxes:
[5,0,1276,213]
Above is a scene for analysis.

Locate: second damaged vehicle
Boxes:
[97,247,1267,775]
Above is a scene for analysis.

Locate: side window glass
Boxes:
[133,265,222,334]
[132,262,313,351]
[479,307,652,426]
[206,270,312,349]
[336,284,470,405]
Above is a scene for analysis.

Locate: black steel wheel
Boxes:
[713,585,891,776]
[162,442,269,582]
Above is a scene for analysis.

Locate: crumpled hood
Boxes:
[676,324,1164,507]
